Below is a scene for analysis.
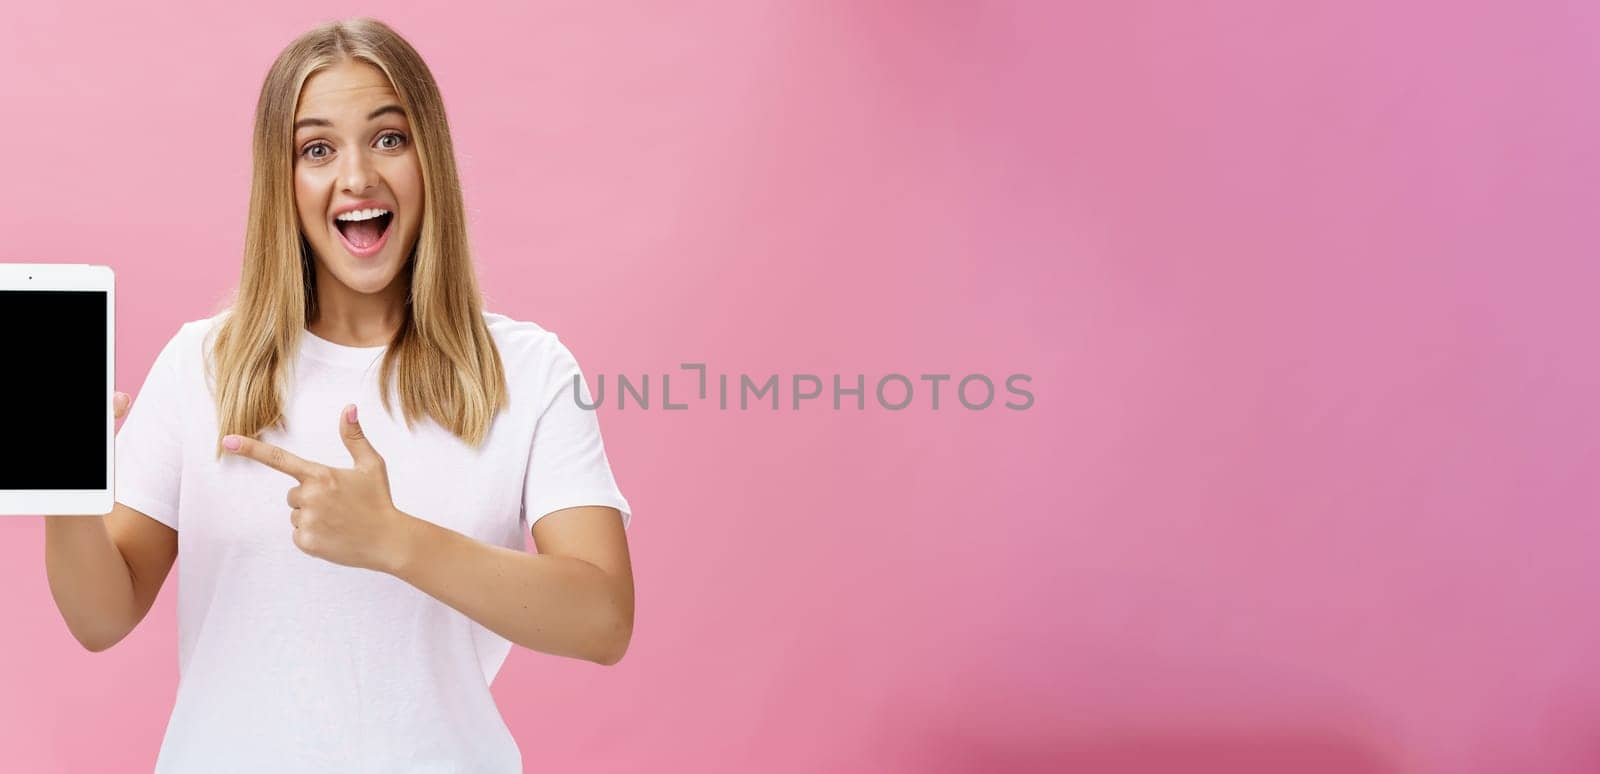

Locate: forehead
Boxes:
[295,60,400,120]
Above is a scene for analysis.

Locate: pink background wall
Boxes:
[2,1,1597,771]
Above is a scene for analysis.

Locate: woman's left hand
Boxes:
[222,404,412,574]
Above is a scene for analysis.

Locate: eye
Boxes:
[376,131,408,150]
[300,142,332,161]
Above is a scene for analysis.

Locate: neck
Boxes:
[306,261,408,347]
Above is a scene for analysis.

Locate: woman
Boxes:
[43,17,634,773]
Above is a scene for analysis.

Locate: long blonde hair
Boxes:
[208,17,506,457]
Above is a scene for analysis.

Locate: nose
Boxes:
[337,147,378,195]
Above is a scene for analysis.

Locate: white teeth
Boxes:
[335,208,391,222]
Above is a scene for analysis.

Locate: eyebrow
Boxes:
[293,104,407,132]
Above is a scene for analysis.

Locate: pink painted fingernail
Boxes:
[346,405,358,423]
[222,435,241,451]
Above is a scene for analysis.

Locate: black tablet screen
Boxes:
[0,290,108,489]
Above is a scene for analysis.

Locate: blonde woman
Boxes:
[42,18,634,772]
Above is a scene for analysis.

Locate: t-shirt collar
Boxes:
[299,327,388,367]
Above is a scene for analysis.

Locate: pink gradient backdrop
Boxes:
[2,1,1597,772]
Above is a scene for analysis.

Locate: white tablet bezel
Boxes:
[0,263,115,516]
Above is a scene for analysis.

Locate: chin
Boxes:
[310,246,398,294]
[340,263,405,295]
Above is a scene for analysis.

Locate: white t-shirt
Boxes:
[113,309,632,773]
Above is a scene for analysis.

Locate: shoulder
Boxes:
[185,310,230,341]
[143,310,227,366]
[482,310,597,410]
[171,310,231,362]
[482,310,581,373]
[143,310,238,390]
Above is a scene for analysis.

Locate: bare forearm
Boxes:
[383,510,630,665]
[43,516,137,651]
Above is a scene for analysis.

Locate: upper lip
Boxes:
[331,200,394,219]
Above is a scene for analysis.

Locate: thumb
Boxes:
[340,404,384,469]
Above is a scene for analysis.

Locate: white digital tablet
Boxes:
[0,263,115,516]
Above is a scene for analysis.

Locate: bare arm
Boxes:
[42,392,178,652]
[388,505,634,666]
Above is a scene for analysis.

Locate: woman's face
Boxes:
[292,59,423,299]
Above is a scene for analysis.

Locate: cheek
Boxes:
[394,156,424,221]
[294,171,326,227]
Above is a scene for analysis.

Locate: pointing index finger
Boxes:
[223,434,324,481]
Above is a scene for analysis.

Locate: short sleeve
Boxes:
[522,338,632,530]
[114,324,187,530]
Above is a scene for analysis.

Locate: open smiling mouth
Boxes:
[333,208,394,257]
